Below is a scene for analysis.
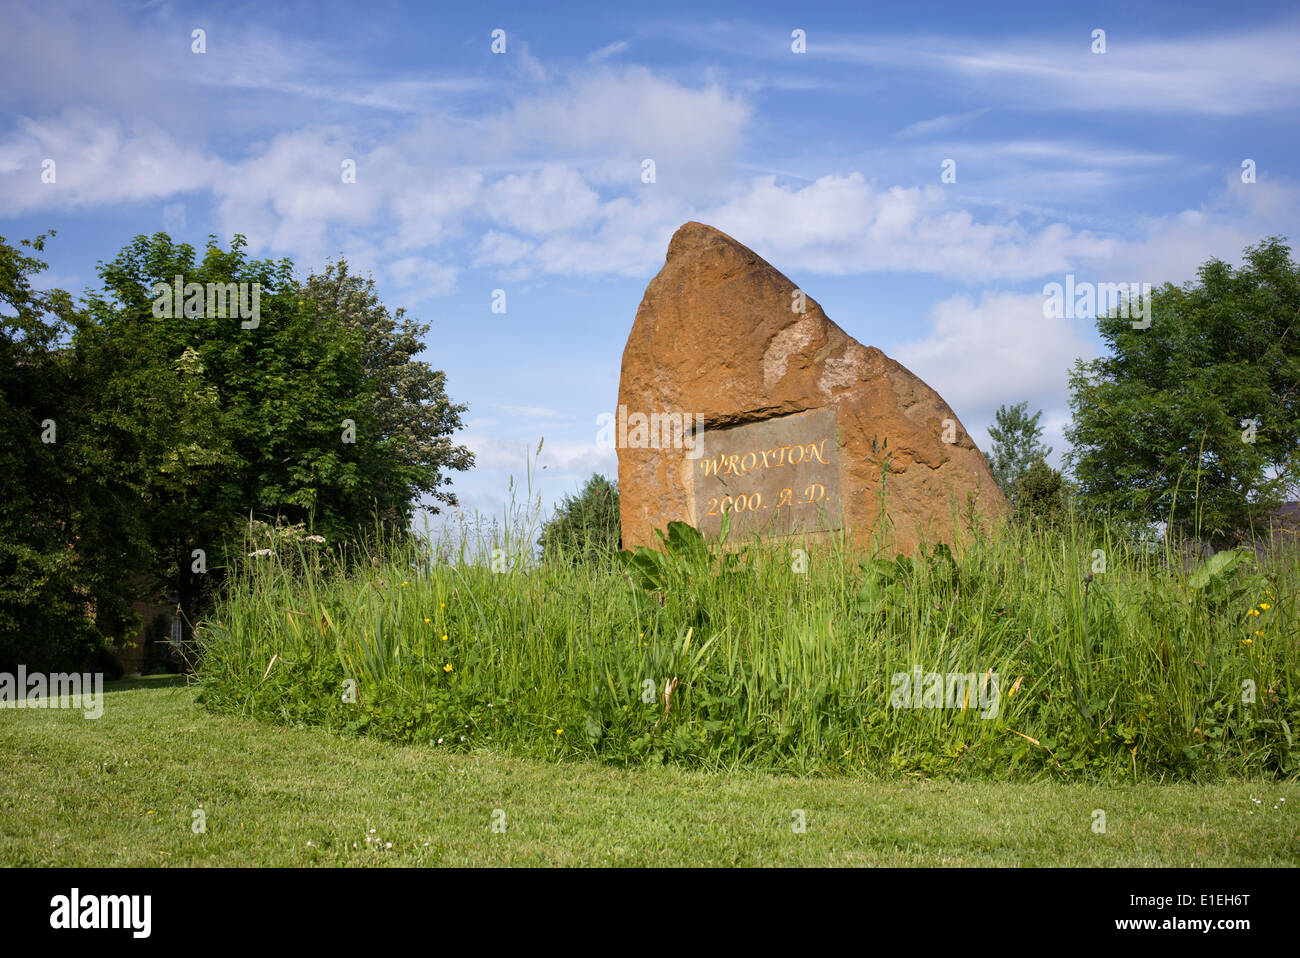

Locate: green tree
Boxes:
[1066,237,1300,547]
[77,233,473,639]
[78,234,312,639]
[299,258,474,525]
[538,474,621,564]
[0,233,125,672]
[987,401,1052,503]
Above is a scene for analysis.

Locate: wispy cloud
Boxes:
[588,40,629,62]
[829,27,1300,115]
[896,108,990,139]
[658,18,1300,116]
[496,405,565,419]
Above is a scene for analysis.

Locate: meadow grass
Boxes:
[1,677,1295,866]
[194,503,1299,782]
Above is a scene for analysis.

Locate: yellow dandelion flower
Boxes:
[424,618,431,624]
[1242,639,1253,646]
[1260,603,1271,610]
[1254,630,1264,637]
[441,634,448,641]
[443,663,453,672]
[556,729,563,735]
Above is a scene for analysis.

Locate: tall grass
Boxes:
[196,498,1298,781]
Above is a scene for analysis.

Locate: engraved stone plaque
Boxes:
[691,407,843,539]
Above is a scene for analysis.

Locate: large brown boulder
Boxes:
[616,221,1008,555]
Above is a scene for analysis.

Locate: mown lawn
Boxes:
[0,676,1296,866]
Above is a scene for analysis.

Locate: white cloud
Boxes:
[461,437,537,472]
[2,13,1294,309]
[892,290,1096,466]
[461,435,614,477]
[538,442,616,474]
[897,108,990,138]
[0,56,754,282]
[496,405,565,419]
[1117,177,1300,286]
[513,43,549,85]
[386,256,459,298]
[894,290,1095,413]
[211,128,384,264]
[916,28,1300,116]
[981,141,1173,168]
[6,105,1292,300]
[884,177,1300,464]
[702,173,1118,281]
[0,109,223,214]
[486,66,750,185]
[588,40,630,63]
[474,231,535,268]
[675,20,1300,117]
[388,168,484,251]
[484,166,600,233]
[0,2,190,118]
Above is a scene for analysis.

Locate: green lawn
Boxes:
[1,676,1296,867]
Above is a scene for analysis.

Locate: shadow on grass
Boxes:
[105,674,191,694]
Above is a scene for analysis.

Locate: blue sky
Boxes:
[2,0,1298,526]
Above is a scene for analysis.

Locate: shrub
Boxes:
[1016,457,1066,524]
[537,474,620,565]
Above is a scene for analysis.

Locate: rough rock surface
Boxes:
[616,221,1008,554]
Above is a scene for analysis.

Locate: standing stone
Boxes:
[616,221,1008,554]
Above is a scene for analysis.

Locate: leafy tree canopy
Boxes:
[987,401,1053,504]
[1066,237,1300,546]
[0,233,115,671]
[48,233,472,649]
